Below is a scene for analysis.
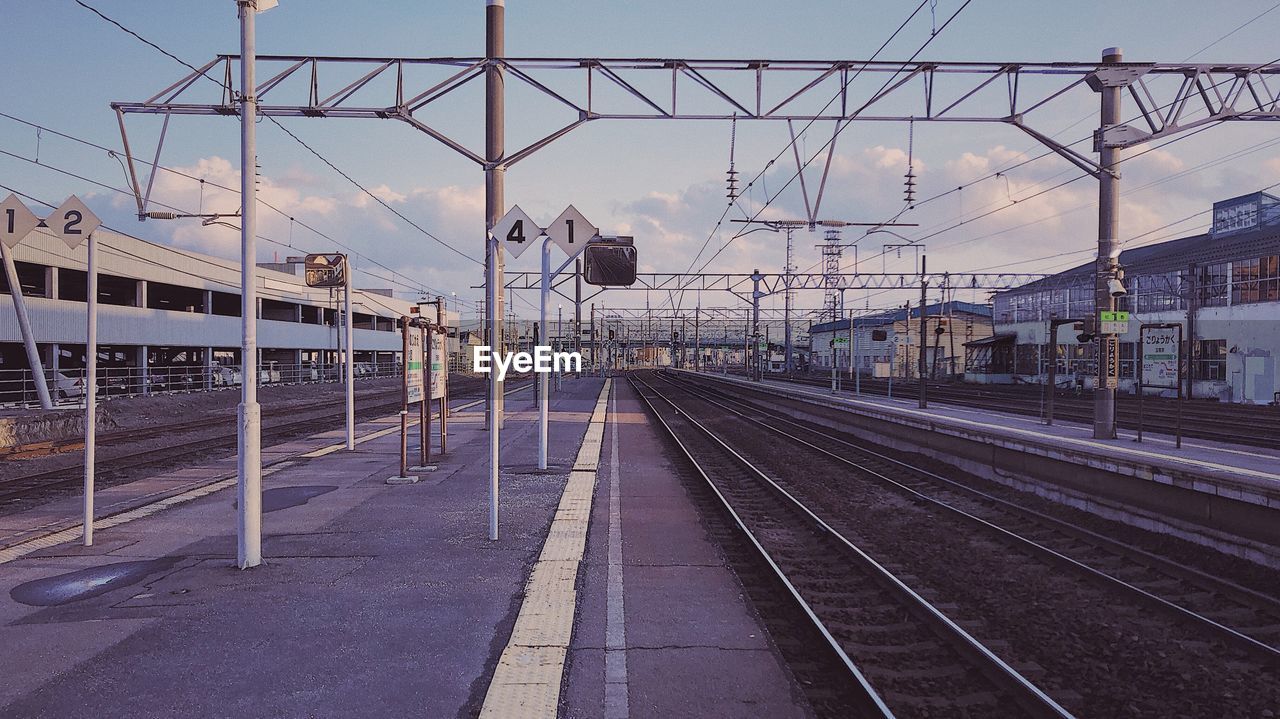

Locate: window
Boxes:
[0,261,48,297]
[1198,263,1229,307]
[1197,339,1226,381]
[1233,258,1261,304]
[1119,341,1136,379]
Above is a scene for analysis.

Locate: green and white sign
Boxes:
[1099,310,1130,335]
[1141,325,1180,389]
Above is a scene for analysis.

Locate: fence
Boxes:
[0,361,403,409]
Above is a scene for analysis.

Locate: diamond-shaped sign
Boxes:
[491,205,542,260]
[46,195,101,250]
[0,193,40,249]
[546,204,598,257]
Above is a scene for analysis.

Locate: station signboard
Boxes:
[406,327,424,404]
[430,331,448,400]
[1103,339,1120,389]
[1141,325,1180,389]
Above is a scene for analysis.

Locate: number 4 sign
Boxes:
[492,204,541,260]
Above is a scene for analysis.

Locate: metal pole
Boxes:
[344,256,355,450]
[784,227,793,374]
[420,323,429,466]
[1094,47,1124,439]
[918,255,928,409]
[236,0,262,569]
[854,314,861,396]
[574,258,582,377]
[486,0,505,541]
[1176,323,1184,449]
[538,239,550,469]
[1046,319,1059,425]
[82,233,98,545]
[694,305,700,372]
[751,269,761,382]
[437,298,448,454]
[400,318,409,478]
[0,243,52,409]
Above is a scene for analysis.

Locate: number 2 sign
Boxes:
[0,193,101,250]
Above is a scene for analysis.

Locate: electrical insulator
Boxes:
[145,211,178,220]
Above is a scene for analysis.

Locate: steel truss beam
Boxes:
[499,271,1051,303]
[111,55,1280,186]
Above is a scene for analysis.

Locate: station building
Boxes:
[977,190,1280,404]
[809,301,993,378]
[0,226,433,403]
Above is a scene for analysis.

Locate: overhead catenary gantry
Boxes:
[109,19,1280,551]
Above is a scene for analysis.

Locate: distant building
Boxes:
[0,227,425,402]
[810,301,993,379]
[983,190,1280,404]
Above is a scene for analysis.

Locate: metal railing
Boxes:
[0,361,404,408]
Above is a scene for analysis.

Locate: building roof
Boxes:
[963,332,1016,347]
[1001,191,1280,296]
[810,300,991,334]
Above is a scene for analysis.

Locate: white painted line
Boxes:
[605,382,629,719]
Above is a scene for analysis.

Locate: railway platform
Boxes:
[680,370,1280,565]
[0,376,807,718]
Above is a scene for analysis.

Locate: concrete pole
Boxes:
[918,255,928,409]
[485,0,505,541]
[751,269,761,381]
[784,227,793,375]
[344,256,355,450]
[82,234,98,545]
[236,0,262,569]
[1094,47,1123,439]
[1,244,52,409]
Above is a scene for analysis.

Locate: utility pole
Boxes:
[1093,47,1124,440]
[918,255,928,409]
[236,0,262,569]
[485,0,504,540]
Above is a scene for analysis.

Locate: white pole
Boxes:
[344,254,355,450]
[236,0,262,569]
[538,238,550,470]
[83,233,98,545]
[1,243,52,409]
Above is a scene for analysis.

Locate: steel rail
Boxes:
[663,371,1280,662]
[629,374,894,718]
[631,373,1075,718]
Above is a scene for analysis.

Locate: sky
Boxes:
[2,1,1280,325]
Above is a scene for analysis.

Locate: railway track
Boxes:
[631,372,1073,718]
[642,369,1280,717]
[762,372,1279,447]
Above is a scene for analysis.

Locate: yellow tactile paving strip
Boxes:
[479,379,612,719]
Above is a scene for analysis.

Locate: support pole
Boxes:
[344,255,355,450]
[751,269,761,382]
[574,258,582,377]
[1094,47,1124,440]
[538,239,550,469]
[1,243,52,409]
[437,298,448,454]
[485,0,505,541]
[420,323,429,466]
[236,0,262,569]
[82,233,98,545]
[918,255,928,409]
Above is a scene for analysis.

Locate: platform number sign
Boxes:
[492,205,541,260]
[547,205,598,257]
[46,196,101,249]
[0,194,99,250]
[0,194,40,249]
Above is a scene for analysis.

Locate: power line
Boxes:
[70,0,481,295]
